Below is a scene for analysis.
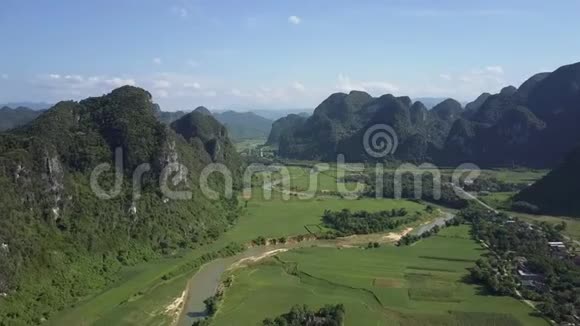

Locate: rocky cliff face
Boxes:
[279,91,462,162]
[266,114,307,146]
[0,86,241,324]
[442,62,580,167]
[277,62,580,168]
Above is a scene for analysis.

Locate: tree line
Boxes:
[322,208,416,235]
[460,204,579,324]
[263,304,345,326]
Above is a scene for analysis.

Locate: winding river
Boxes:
[177,176,454,325]
[176,240,334,326]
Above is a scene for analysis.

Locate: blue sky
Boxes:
[1,0,579,110]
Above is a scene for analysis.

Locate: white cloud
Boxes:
[153,57,162,65]
[337,74,399,94]
[288,15,302,25]
[413,66,510,100]
[231,88,243,96]
[33,73,138,100]
[64,75,83,82]
[105,77,136,87]
[439,73,452,80]
[184,82,201,89]
[485,65,504,74]
[292,81,305,92]
[454,66,506,86]
[203,90,217,97]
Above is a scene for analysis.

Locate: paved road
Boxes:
[412,212,456,236]
[452,184,580,246]
[450,183,498,213]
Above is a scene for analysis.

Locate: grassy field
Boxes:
[49,188,426,325]
[48,241,229,326]
[359,166,548,185]
[256,164,364,195]
[229,196,425,243]
[47,165,554,326]
[480,168,548,184]
[266,164,548,197]
[479,192,515,210]
[213,226,548,326]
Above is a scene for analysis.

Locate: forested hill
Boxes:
[266,113,307,146]
[274,61,580,168]
[277,91,462,162]
[515,146,580,217]
[0,86,241,324]
[155,108,274,141]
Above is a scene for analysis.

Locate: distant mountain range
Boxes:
[248,108,312,120]
[412,97,459,109]
[156,108,275,141]
[212,111,273,140]
[0,102,52,111]
[0,106,43,131]
[273,62,580,168]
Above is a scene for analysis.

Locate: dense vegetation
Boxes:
[460,205,580,323]
[266,113,307,146]
[0,86,241,325]
[463,176,528,193]
[322,208,415,235]
[262,304,345,326]
[277,91,458,162]
[273,62,580,169]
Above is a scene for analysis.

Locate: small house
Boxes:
[517,269,543,281]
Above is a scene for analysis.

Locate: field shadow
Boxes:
[460,274,500,296]
[186,310,208,318]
